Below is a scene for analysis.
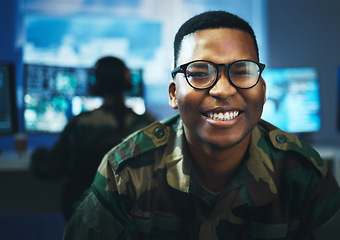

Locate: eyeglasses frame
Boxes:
[171,59,266,90]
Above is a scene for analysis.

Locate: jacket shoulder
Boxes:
[258,120,327,178]
[107,114,180,172]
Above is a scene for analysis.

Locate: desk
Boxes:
[0,150,30,171]
[0,150,63,215]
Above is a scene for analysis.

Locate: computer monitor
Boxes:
[261,67,321,133]
[23,64,145,133]
[0,62,18,134]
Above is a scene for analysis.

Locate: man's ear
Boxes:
[168,81,178,109]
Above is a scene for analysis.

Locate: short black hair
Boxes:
[173,11,259,66]
[89,56,131,96]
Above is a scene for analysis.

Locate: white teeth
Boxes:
[225,112,230,120]
[208,111,239,121]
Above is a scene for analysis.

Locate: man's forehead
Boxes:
[177,33,198,64]
[177,28,255,64]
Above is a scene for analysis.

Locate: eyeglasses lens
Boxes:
[186,62,216,89]
[229,61,260,88]
[185,60,260,89]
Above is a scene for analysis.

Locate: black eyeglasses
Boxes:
[171,59,265,90]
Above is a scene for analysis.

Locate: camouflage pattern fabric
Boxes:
[63,114,340,239]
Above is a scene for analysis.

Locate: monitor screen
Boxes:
[23,64,145,133]
[261,67,321,133]
[0,62,17,134]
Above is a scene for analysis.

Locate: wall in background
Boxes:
[0,0,24,150]
[266,0,340,144]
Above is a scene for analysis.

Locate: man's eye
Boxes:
[230,67,257,77]
[232,70,252,76]
[187,71,210,78]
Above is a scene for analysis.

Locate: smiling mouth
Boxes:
[205,111,240,121]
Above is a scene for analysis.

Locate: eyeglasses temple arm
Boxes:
[171,66,183,78]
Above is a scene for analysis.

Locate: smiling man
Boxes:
[63,11,340,240]
[169,27,266,193]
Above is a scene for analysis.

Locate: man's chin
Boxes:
[201,137,242,150]
[200,130,252,151]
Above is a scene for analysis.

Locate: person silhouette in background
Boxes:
[30,56,156,220]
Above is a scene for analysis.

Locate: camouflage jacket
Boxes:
[63,114,340,239]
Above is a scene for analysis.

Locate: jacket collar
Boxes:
[164,117,279,206]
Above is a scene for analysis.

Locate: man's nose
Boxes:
[208,71,237,99]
